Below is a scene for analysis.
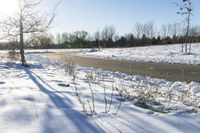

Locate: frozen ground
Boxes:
[78,44,200,65]
[0,53,200,133]
[2,44,200,65]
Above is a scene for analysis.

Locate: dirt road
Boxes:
[42,53,200,82]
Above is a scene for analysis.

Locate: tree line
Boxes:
[1,22,200,50]
[60,23,200,49]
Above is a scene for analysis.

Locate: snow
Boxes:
[0,61,102,133]
[190,82,200,94]
[2,43,200,65]
[77,43,200,65]
[0,52,200,132]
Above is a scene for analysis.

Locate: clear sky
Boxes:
[42,0,200,35]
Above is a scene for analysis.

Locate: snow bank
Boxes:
[26,53,200,95]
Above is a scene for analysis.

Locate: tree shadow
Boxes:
[24,68,104,133]
[0,81,5,85]
[0,61,44,70]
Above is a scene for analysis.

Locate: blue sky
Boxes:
[43,0,200,35]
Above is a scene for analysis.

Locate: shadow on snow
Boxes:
[24,68,104,133]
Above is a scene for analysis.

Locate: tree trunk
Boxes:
[189,38,193,53]
[189,43,191,53]
[185,41,188,53]
[181,43,184,53]
[185,10,191,54]
[20,17,26,66]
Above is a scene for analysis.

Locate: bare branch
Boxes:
[0,0,61,65]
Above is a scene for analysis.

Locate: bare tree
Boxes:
[102,26,116,41]
[176,0,193,54]
[144,21,156,39]
[190,26,200,39]
[61,32,70,44]
[134,23,143,39]
[39,33,54,48]
[79,31,88,48]
[101,25,116,47]
[160,23,172,38]
[188,26,200,52]
[56,33,61,45]
[171,23,181,37]
[73,31,88,48]
[79,31,88,42]
[134,22,156,39]
[68,33,76,43]
[0,0,60,66]
[27,33,54,48]
[94,30,101,50]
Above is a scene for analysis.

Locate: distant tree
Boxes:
[134,23,143,39]
[144,21,156,39]
[94,30,101,50]
[172,34,178,44]
[157,36,161,44]
[27,33,54,49]
[79,31,88,48]
[117,37,128,47]
[39,34,54,48]
[160,23,172,38]
[171,23,181,37]
[151,37,157,45]
[125,34,135,47]
[141,34,150,45]
[190,26,200,41]
[113,34,120,47]
[134,22,156,39]
[176,0,193,53]
[61,32,70,44]
[56,33,61,45]
[73,31,88,48]
[0,0,60,66]
[162,36,172,44]
[101,25,116,47]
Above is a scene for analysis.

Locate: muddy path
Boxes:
[42,53,200,82]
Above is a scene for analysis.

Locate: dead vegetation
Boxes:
[61,56,200,116]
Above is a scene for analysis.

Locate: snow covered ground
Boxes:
[2,43,200,65]
[0,52,200,133]
[78,44,200,65]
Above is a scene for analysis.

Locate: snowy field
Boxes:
[78,44,200,65]
[2,44,200,65]
[0,52,200,133]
